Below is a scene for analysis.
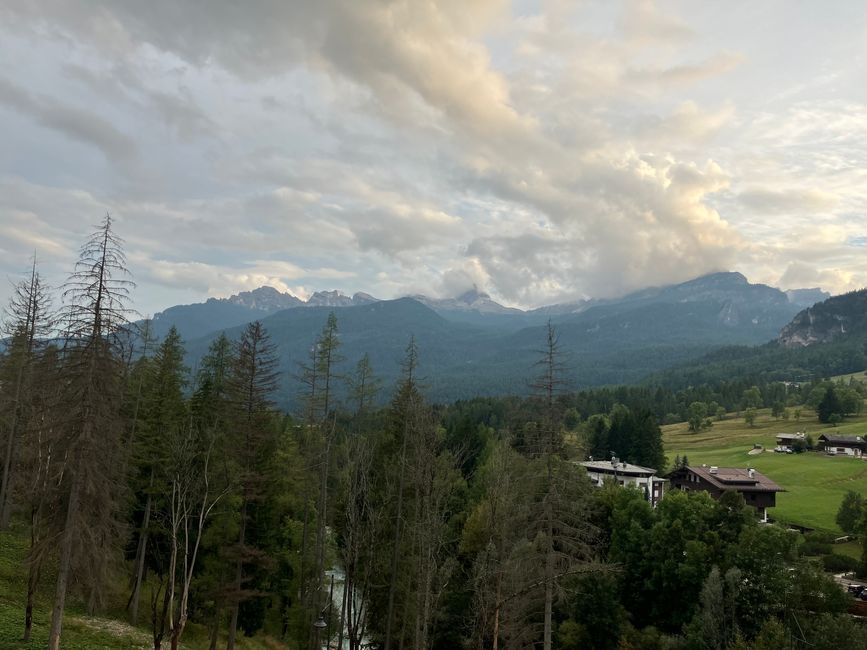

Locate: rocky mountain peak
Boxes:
[306,290,354,307]
[226,286,304,312]
[455,286,492,305]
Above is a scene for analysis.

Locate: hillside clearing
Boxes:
[663,406,867,532]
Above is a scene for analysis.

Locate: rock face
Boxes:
[410,287,522,315]
[226,286,304,311]
[778,289,867,348]
[785,288,830,307]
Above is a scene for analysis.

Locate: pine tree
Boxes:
[225,321,280,650]
[189,334,235,648]
[526,322,597,650]
[348,353,381,417]
[127,326,189,627]
[384,337,420,650]
[0,257,52,528]
[48,215,133,650]
[21,343,62,641]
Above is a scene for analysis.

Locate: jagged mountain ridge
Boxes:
[147,272,834,406]
[152,272,828,341]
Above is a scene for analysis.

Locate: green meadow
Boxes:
[663,406,867,533]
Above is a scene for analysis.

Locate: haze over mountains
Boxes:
[149,272,830,407]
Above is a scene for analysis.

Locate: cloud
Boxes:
[619,0,695,44]
[738,187,839,214]
[635,53,745,86]
[0,77,136,162]
[2,0,867,315]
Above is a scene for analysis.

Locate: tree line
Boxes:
[0,216,864,649]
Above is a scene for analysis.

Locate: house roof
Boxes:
[674,465,785,493]
[818,434,864,445]
[775,433,805,441]
[580,460,657,477]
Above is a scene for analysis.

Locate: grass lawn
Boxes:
[0,523,286,649]
[663,406,867,533]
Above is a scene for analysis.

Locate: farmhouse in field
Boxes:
[775,432,805,452]
[667,465,784,522]
[580,457,667,507]
[817,434,864,457]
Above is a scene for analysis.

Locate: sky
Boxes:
[1,0,866,316]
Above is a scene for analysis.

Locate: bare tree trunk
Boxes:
[130,470,154,624]
[384,419,409,650]
[48,466,81,650]
[226,497,247,650]
[0,383,22,527]
[314,431,332,614]
[24,504,41,642]
[492,576,501,650]
[543,450,554,650]
[337,569,348,650]
[208,605,221,650]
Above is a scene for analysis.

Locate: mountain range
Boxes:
[147,272,831,408]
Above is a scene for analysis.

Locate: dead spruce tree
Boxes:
[0,256,52,528]
[509,321,598,650]
[21,344,62,642]
[47,214,134,650]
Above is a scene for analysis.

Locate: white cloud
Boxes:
[1,1,867,315]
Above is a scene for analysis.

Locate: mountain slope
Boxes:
[779,289,867,347]
[153,272,834,406]
[648,289,867,389]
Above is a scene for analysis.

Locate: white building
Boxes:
[774,432,805,453]
[818,434,865,457]
[580,458,667,506]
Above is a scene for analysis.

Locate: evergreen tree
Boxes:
[836,490,864,535]
[225,321,280,650]
[383,337,421,650]
[817,385,843,423]
[47,215,133,650]
[0,257,52,528]
[127,326,189,626]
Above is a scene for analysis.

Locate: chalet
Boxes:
[667,465,785,522]
[580,457,667,507]
[774,432,805,452]
[817,434,864,457]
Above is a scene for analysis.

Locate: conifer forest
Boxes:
[1,219,865,650]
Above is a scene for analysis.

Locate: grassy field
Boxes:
[663,406,867,533]
[0,524,285,649]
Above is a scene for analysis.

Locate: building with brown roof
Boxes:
[667,465,785,522]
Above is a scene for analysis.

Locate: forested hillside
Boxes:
[1,218,865,650]
[145,271,825,408]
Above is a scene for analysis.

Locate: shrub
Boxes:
[805,531,836,544]
[821,553,859,573]
[801,541,832,556]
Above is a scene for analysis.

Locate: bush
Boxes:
[805,531,836,544]
[801,541,832,556]
[821,553,859,573]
